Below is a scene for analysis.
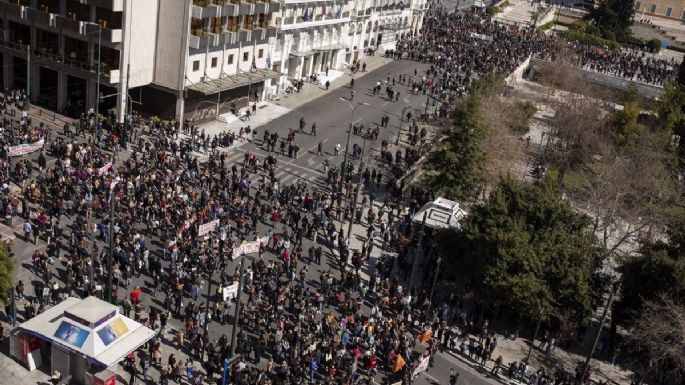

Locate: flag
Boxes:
[336,6,342,18]
[417,329,432,343]
[392,355,406,373]
[266,54,272,69]
[303,7,309,21]
[252,55,257,70]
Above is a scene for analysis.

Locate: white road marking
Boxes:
[382,101,389,106]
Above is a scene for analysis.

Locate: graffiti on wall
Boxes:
[185,95,250,123]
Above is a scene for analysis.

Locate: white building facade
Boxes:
[0,0,427,126]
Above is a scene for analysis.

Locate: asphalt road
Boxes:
[2,58,496,385]
[218,59,436,188]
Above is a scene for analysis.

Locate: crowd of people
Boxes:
[0,5,654,385]
[391,7,678,89]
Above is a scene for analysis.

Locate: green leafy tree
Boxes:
[423,91,487,201]
[609,85,642,146]
[615,220,685,326]
[590,0,635,42]
[435,178,601,321]
[0,242,14,303]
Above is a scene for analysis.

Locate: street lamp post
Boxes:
[106,180,119,303]
[230,259,246,357]
[427,256,441,313]
[577,282,619,385]
[397,106,409,145]
[94,23,101,136]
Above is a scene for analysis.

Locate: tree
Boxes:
[624,295,685,376]
[0,242,14,302]
[590,0,635,42]
[615,220,685,326]
[423,89,487,201]
[435,178,601,322]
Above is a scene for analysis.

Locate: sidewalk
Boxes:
[192,54,393,151]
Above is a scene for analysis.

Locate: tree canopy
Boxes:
[423,86,487,201]
[615,220,685,326]
[590,0,635,42]
[435,178,602,322]
[0,242,14,303]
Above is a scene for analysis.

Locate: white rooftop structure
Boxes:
[15,296,155,368]
[412,197,468,229]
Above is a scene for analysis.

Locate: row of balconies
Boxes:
[279,12,350,29]
[188,25,277,49]
[0,38,120,82]
[192,1,280,19]
[0,1,121,43]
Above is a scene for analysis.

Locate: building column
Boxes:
[57,71,68,114]
[85,78,96,112]
[176,94,185,131]
[3,54,13,91]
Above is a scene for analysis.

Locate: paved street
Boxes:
[0,57,494,385]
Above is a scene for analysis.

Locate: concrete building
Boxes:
[269,0,426,92]
[635,0,685,20]
[268,0,352,92]
[0,0,280,125]
[0,0,426,126]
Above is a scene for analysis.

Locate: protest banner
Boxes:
[198,219,219,236]
[98,161,113,176]
[412,355,430,378]
[8,139,44,157]
[222,282,239,301]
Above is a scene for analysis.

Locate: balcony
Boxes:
[55,15,84,33]
[239,2,255,15]
[188,33,220,49]
[0,1,27,19]
[26,7,56,27]
[280,14,350,31]
[84,22,123,44]
[223,3,239,16]
[220,30,237,45]
[88,0,124,12]
[191,3,220,18]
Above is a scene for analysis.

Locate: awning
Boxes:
[315,43,348,51]
[187,69,282,95]
[289,50,310,57]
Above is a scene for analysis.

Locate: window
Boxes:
[192,60,200,72]
[243,52,249,61]
[211,57,218,68]
[649,4,656,13]
[634,1,640,10]
[228,54,234,65]
[682,10,685,20]
[666,7,672,16]
[258,49,264,58]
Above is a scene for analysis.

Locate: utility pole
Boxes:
[202,254,215,361]
[397,106,408,145]
[345,137,367,263]
[408,212,427,290]
[95,24,102,136]
[124,63,131,148]
[577,283,618,385]
[106,182,118,303]
[26,45,30,103]
[230,259,245,357]
[427,256,441,314]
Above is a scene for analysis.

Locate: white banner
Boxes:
[198,219,220,236]
[412,356,430,378]
[222,283,239,301]
[98,161,113,176]
[231,236,270,259]
[8,139,44,157]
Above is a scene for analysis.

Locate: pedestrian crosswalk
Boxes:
[211,148,328,189]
